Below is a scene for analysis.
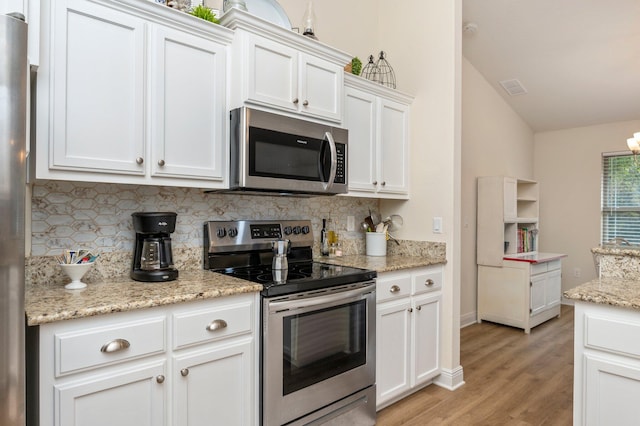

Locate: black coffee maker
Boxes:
[131,212,179,282]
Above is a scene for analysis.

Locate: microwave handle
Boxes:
[322,132,338,190]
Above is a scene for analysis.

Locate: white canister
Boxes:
[365,232,387,256]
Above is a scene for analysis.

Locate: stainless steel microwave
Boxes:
[228,107,348,195]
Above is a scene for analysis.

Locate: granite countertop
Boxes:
[25,270,261,326]
[564,277,640,310]
[317,254,446,272]
[592,246,640,257]
[25,254,445,326]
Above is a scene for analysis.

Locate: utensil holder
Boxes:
[366,232,387,256]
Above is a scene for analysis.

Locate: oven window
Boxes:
[249,127,331,182]
[282,300,366,395]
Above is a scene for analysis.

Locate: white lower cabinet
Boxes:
[478,258,562,333]
[573,302,640,425]
[33,293,258,426]
[375,266,442,409]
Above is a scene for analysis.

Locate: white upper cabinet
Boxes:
[35,0,233,188]
[344,74,412,199]
[222,9,350,124]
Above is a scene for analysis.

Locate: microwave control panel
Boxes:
[335,143,346,184]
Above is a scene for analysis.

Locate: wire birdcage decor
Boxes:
[361,55,381,84]
[361,52,397,89]
[375,51,396,89]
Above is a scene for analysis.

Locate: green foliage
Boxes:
[190,5,220,24]
[351,57,362,76]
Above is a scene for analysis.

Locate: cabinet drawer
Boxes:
[585,314,640,359]
[531,262,548,275]
[55,317,166,376]
[546,259,561,272]
[412,268,443,295]
[377,273,411,303]
[173,298,253,349]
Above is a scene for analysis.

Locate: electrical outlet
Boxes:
[573,267,581,278]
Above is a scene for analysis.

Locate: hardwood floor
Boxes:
[377,304,574,426]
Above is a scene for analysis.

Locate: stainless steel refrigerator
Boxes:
[0,12,28,426]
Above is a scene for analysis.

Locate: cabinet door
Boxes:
[545,269,562,308]
[56,361,166,426]
[412,294,441,387]
[173,339,254,426]
[298,53,342,122]
[503,177,517,221]
[530,273,546,316]
[378,98,409,196]
[49,0,145,175]
[344,86,377,194]
[584,355,640,425]
[376,299,411,407]
[150,26,227,183]
[246,35,297,112]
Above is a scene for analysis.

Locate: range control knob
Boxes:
[292,226,301,235]
[216,227,227,238]
[228,227,238,238]
[283,226,293,235]
[301,225,310,234]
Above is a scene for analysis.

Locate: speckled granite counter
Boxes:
[26,248,446,326]
[25,271,261,326]
[564,277,640,310]
[318,254,446,272]
[593,246,640,280]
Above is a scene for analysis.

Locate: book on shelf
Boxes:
[517,227,536,253]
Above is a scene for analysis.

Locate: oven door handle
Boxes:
[321,131,338,191]
[268,284,375,313]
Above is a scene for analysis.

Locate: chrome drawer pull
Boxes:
[100,338,130,354]
[156,375,165,384]
[181,368,189,377]
[425,279,434,287]
[206,319,228,332]
[136,157,144,165]
[389,285,400,293]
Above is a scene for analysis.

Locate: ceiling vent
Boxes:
[499,79,528,96]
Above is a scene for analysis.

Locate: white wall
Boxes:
[534,120,640,296]
[460,57,534,326]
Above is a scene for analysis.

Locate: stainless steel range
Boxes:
[204,220,377,426]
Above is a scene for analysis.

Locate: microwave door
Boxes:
[319,132,338,191]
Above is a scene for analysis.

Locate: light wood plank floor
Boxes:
[377,304,574,426]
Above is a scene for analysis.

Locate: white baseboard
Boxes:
[433,365,465,391]
[460,311,477,328]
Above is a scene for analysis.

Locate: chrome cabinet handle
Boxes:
[381,181,386,186]
[100,338,130,354]
[206,319,228,332]
[390,285,400,293]
[417,305,422,311]
[136,157,144,165]
[373,181,378,186]
[156,375,165,384]
[293,98,299,104]
[158,159,165,167]
[303,100,309,106]
[181,368,189,377]
[425,279,434,287]
[408,308,413,313]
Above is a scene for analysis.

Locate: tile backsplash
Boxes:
[30,180,379,256]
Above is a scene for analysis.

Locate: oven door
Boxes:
[262,282,376,426]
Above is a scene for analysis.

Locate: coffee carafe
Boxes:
[271,239,290,283]
[131,212,179,282]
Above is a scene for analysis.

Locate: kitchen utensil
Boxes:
[387,232,401,246]
[364,215,375,231]
[271,239,290,270]
[361,222,370,232]
[383,214,404,231]
[59,262,94,290]
[370,209,381,226]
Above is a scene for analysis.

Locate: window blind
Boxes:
[602,153,640,245]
